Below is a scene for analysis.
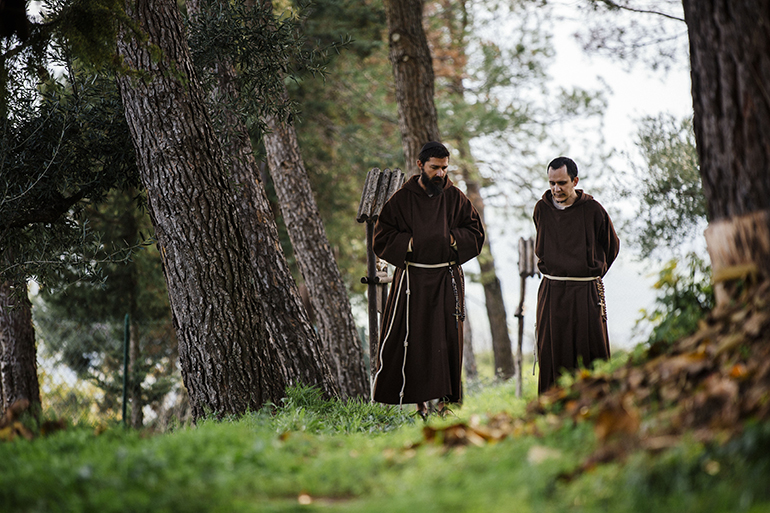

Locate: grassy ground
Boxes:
[2,361,770,512]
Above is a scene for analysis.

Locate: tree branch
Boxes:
[595,0,685,23]
[1,189,87,231]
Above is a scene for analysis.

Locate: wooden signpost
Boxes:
[515,237,538,397]
[356,168,404,383]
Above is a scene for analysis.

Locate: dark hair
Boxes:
[547,156,578,179]
[418,141,450,164]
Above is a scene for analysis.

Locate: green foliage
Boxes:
[620,114,705,261]
[256,383,414,434]
[31,189,179,424]
[186,0,350,132]
[0,65,141,287]
[1,382,768,512]
[279,0,395,289]
[48,0,131,69]
[636,254,713,347]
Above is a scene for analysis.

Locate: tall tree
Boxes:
[0,273,39,414]
[116,0,339,419]
[288,0,397,289]
[1,8,141,416]
[385,0,441,168]
[263,89,369,398]
[186,0,369,398]
[681,1,770,305]
[186,0,367,399]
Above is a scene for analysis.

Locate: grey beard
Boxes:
[420,172,446,197]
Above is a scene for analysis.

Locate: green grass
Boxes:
[2,375,770,512]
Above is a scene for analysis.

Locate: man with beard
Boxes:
[372,141,485,417]
[533,156,620,394]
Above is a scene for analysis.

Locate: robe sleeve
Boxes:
[600,207,620,274]
[373,197,412,269]
[450,195,485,265]
[532,200,546,273]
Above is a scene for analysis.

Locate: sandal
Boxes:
[415,402,429,420]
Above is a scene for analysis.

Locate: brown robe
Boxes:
[533,189,620,394]
[372,175,484,405]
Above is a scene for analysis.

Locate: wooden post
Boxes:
[515,237,538,397]
[365,222,378,378]
[357,168,404,388]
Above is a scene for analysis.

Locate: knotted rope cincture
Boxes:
[448,264,465,328]
[370,260,457,408]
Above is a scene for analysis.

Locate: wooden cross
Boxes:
[515,237,539,397]
[356,168,404,383]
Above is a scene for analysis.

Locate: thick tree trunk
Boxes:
[0,279,40,414]
[186,0,357,397]
[116,0,338,419]
[263,87,369,399]
[385,0,441,170]
[683,1,770,304]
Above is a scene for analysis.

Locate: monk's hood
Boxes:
[541,189,592,210]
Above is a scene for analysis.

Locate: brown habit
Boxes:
[533,189,620,394]
[372,175,484,405]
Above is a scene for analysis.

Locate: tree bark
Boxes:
[116,0,338,419]
[263,87,369,399]
[385,0,441,170]
[0,279,40,414]
[683,1,770,303]
[186,0,360,398]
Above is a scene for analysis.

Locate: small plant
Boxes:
[255,383,415,434]
[636,254,713,348]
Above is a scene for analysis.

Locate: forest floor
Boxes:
[2,284,770,512]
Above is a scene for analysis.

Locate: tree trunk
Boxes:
[120,194,144,428]
[128,319,143,428]
[116,0,338,419]
[682,1,770,304]
[385,0,441,170]
[263,86,369,399]
[462,315,478,381]
[186,0,357,397]
[0,279,40,414]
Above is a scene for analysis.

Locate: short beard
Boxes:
[420,172,446,197]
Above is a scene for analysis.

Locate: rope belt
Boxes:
[542,274,599,282]
[370,260,462,407]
